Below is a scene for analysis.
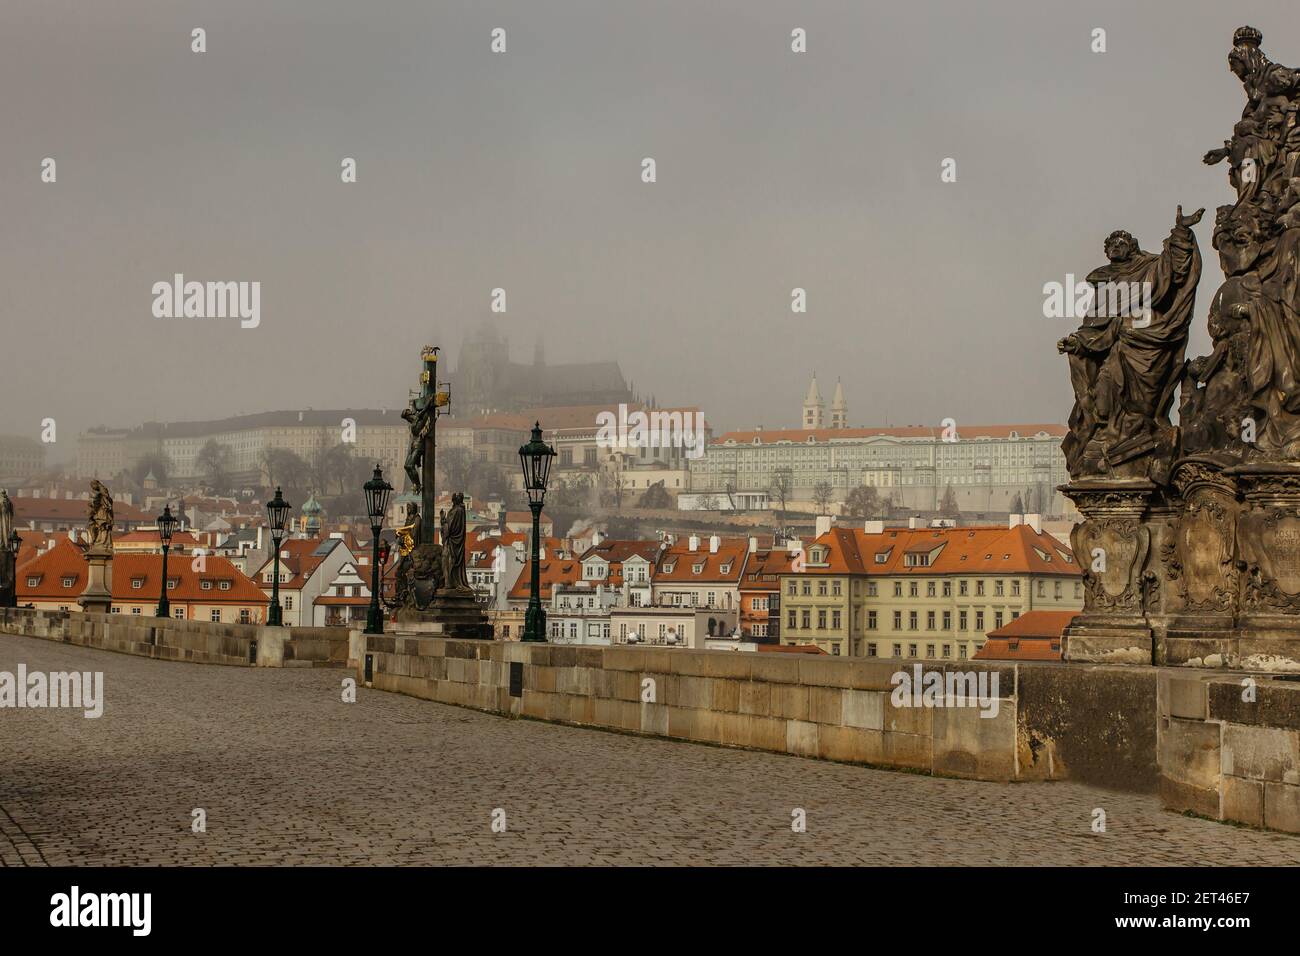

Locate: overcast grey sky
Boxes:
[2,0,1296,459]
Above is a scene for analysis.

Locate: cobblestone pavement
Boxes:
[2,633,1299,866]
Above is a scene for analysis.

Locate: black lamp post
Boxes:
[266,486,291,626]
[155,503,178,618]
[518,422,556,643]
[2,530,20,609]
[363,465,393,635]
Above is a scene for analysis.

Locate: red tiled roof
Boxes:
[507,560,582,600]
[798,525,1079,578]
[11,496,149,523]
[17,538,267,604]
[655,538,749,584]
[985,609,1079,640]
[974,610,1075,661]
[757,643,827,654]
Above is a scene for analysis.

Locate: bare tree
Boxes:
[812,481,835,514]
[844,485,881,518]
[769,468,793,527]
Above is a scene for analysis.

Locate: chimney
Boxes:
[1025,513,1042,533]
[748,536,758,553]
[815,515,832,537]
[689,535,700,552]
[1009,513,1023,528]
[592,529,604,547]
[908,516,919,529]
[786,537,802,554]
[864,519,884,534]
[709,535,720,553]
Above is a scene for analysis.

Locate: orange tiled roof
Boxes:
[655,538,749,584]
[17,538,267,604]
[985,609,1079,640]
[508,559,582,600]
[797,525,1079,578]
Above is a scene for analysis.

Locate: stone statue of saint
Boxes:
[440,492,470,592]
[87,480,114,552]
[0,489,12,547]
[1059,207,1204,480]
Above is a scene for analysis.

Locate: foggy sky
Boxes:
[2,0,1297,461]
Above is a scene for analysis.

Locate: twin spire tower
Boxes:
[802,373,847,430]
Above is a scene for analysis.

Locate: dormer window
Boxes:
[201,581,213,590]
[664,562,676,574]
[27,576,41,588]
[131,578,144,589]
[692,563,704,574]
[61,576,76,588]
[167,579,178,590]
[720,563,732,574]
[219,581,231,590]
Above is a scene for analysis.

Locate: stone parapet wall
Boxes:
[1158,673,1300,833]
[358,634,1162,792]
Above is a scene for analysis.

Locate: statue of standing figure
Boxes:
[0,489,13,547]
[86,480,114,553]
[439,492,471,593]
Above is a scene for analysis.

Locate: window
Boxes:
[926,644,935,658]
[867,610,877,630]
[801,581,811,596]
[976,580,985,597]
[959,610,968,630]
[942,581,952,597]
[1038,580,1046,597]
[908,611,918,631]
[831,610,841,630]
[131,607,141,615]
[1055,581,1062,599]
[831,580,842,597]
[817,610,827,629]
[926,581,936,597]
[908,643,917,657]
[995,611,1004,629]
[1011,580,1021,597]
[131,578,144,590]
[61,576,76,588]
[787,580,797,596]
[167,579,177,590]
[219,581,231,591]
[942,644,951,658]
[893,611,902,630]
[975,611,985,631]
[240,609,251,624]
[867,581,878,597]
[909,581,918,598]
[927,610,935,630]
[788,609,797,629]
[959,580,968,597]
[817,580,827,596]
[26,577,39,588]
[995,580,1004,596]
[1074,582,1082,599]
[867,643,877,657]
[201,581,213,591]
[893,582,903,597]
[173,608,185,620]
[831,644,841,656]
[959,644,967,660]
[893,643,902,657]
[285,596,293,610]
[801,610,811,629]
[210,610,221,622]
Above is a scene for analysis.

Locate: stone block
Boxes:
[798,657,854,689]
[809,686,844,725]
[1221,775,1264,826]
[881,731,931,771]
[931,703,1017,781]
[816,725,885,764]
[1221,724,1300,782]
[883,697,934,736]
[672,652,753,680]
[710,678,741,713]
[1263,782,1300,833]
[594,697,641,732]
[1165,676,1210,720]
[664,675,713,710]
[769,684,810,721]
[737,681,771,717]
[640,702,669,736]
[785,720,819,757]
[748,655,803,685]
[842,689,884,731]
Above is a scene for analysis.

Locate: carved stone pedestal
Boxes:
[1060,479,1157,664]
[1225,464,1300,670]
[397,587,491,639]
[78,547,113,614]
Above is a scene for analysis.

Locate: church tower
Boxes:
[803,374,825,430]
[830,378,848,429]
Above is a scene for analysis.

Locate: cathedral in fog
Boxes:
[449,326,635,417]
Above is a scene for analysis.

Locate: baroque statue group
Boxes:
[1060,27,1300,669]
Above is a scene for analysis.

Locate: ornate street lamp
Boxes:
[155,503,178,618]
[2,530,21,609]
[518,422,556,643]
[265,486,291,626]
[363,465,393,635]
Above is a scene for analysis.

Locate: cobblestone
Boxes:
[2,633,1298,865]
